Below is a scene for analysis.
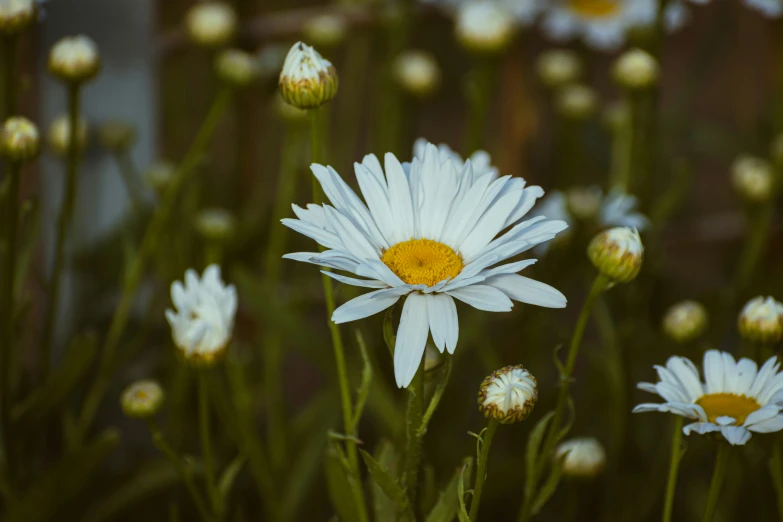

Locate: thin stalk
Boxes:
[464,58,495,156]
[77,88,233,439]
[199,372,221,518]
[662,416,684,522]
[41,82,81,377]
[112,150,146,216]
[701,444,729,522]
[402,358,425,506]
[469,420,499,522]
[734,201,774,293]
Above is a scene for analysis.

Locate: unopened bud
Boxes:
[537,49,582,88]
[0,0,37,35]
[47,114,88,156]
[195,207,236,240]
[613,48,658,89]
[216,49,257,87]
[121,380,164,419]
[48,35,100,83]
[98,120,136,152]
[732,155,774,202]
[1,116,40,162]
[478,365,538,424]
[738,296,783,343]
[556,437,606,478]
[556,84,596,120]
[455,1,515,54]
[185,1,236,47]
[393,50,440,98]
[588,227,644,284]
[279,42,338,110]
[662,300,708,343]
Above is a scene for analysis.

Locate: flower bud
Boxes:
[0,0,36,35]
[1,117,40,162]
[98,120,136,152]
[392,50,440,98]
[48,35,100,83]
[738,296,783,343]
[216,49,258,87]
[195,207,236,241]
[478,365,538,424]
[185,1,236,47]
[279,42,338,110]
[455,1,515,54]
[566,186,602,220]
[120,380,164,419]
[555,437,606,478]
[536,49,582,88]
[588,227,644,284]
[144,161,176,192]
[613,48,658,89]
[303,13,347,48]
[47,114,88,156]
[731,155,774,202]
[556,84,596,120]
[662,300,708,344]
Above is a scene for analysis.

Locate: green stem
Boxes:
[41,82,81,378]
[402,357,425,507]
[734,201,774,294]
[198,372,221,518]
[469,420,499,522]
[76,88,233,440]
[701,444,729,522]
[308,106,369,522]
[112,150,146,216]
[661,416,683,522]
[148,420,213,522]
[464,59,495,156]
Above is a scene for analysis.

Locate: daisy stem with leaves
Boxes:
[662,416,684,522]
[701,444,730,522]
[469,420,499,521]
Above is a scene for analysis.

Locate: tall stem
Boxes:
[701,444,729,522]
[198,372,221,518]
[402,357,425,506]
[661,416,683,522]
[41,82,81,377]
[469,420,499,522]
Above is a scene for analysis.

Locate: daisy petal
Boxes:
[427,293,459,354]
[447,284,513,312]
[394,294,430,388]
[485,274,567,309]
[332,288,405,324]
[720,426,751,445]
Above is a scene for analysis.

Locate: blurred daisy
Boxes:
[744,0,782,18]
[165,265,237,365]
[541,0,657,50]
[634,350,783,445]
[283,140,568,387]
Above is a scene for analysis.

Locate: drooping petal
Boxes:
[332,288,405,324]
[394,294,430,388]
[427,293,459,354]
[485,274,567,308]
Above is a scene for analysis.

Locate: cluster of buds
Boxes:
[392,50,441,98]
[48,35,100,84]
[120,380,164,419]
[279,42,339,110]
[738,296,783,344]
[555,437,607,478]
[662,300,708,344]
[556,84,596,120]
[185,1,236,47]
[536,49,582,88]
[588,227,644,283]
[731,155,775,202]
[47,114,88,156]
[478,365,538,424]
[1,117,40,163]
[455,1,515,54]
[613,48,659,89]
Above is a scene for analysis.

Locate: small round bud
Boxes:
[731,155,774,202]
[662,300,708,344]
[566,186,602,220]
[216,49,257,87]
[1,117,40,162]
[279,41,338,110]
[0,0,36,35]
[555,437,606,479]
[47,114,88,156]
[303,13,347,48]
[588,227,644,284]
[771,134,783,167]
[185,1,236,47]
[121,380,164,419]
[738,296,783,343]
[194,207,236,241]
[48,35,100,83]
[536,49,582,88]
[478,365,538,424]
[455,1,515,54]
[556,84,596,120]
[144,161,175,192]
[98,120,136,152]
[613,48,658,89]
[392,50,441,98]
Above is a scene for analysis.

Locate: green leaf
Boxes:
[324,441,362,522]
[551,344,566,378]
[531,451,567,515]
[371,441,399,522]
[360,449,411,517]
[456,460,473,522]
[418,358,452,438]
[219,454,246,502]
[12,332,98,428]
[426,457,473,522]
[525,411,555,501]
[350,329,373,433]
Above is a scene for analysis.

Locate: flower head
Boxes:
[478,365,538,424]
[185,1,236,47]
[195,207,236,241]
[121,380,164,419]
[662,300,708,344]
[47,114,88,156]
[283,140,568,387]
[588,227,643,283]
[455,1,516,53]
[613,48,658,89]
[48,35,100,83]
[744,0,782,18]
[303,13,347,48]
[731,156,775,202]
[98,120,136,152]
[279,42,338,110]
[0,0,37,35]
[536,49,582,88]
[556,84,596,120]
[634,350,783,445]
[1,116,39,162]
[393,50,441,98]
[165,265,237,366]
[738,296,783,343]
[216,49,258,87]
[556,437,606,478]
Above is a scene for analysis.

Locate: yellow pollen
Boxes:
[382,238,464,287]
[695,393,761,425]
[569,0,622,18]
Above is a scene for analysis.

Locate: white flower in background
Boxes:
[412,138,499,179]
[166,265,237,366]
[738,296,783,343]
[185,1,236,47]
[634,350,783,445]
[455,0,516,53]
[393,50,441,98]
[48,35,100,83]
[279,42,339,110]
[613,48,658,89]
[555,84,596,119]
[1,116,40,162]
[0,0,37,34]
[662,300,708,344]
[422,0,542,26]
[556,437,606,478]
[194,207,237,241]
[541,0,657,51]
[283,140,568,387]
[121,380,164,419]
[536,49,583,88]
[731,155,774,202]
[744,0,782,18]
[478,365,538,424]
[588,226,644,283]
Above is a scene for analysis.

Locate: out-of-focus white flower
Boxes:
[279,41,338,110]
[455,1,516,53]
[195,208,236,240]
[536,49,582,88]
[393,50,441,98]
[303,13,347,47]
[556,84,596,119]
[165,265,237,366]
[478,365,538,424]
[738,296,783,343]
[613,48,658,89]
[421,0,541,25]
[744,0,782,18]
[215,49,258,87]
[48,35,100,83]
[588,226,643,283]
[662,300,708,343]
[731,155,775,202]
[121,380,164,419]
[283,140,568,388]
[47,114,88,156]
[634,350,783,445]
[556,437,606,478]
[185,1,236,47]
[0,0,37,34]
[1,116,40,162]
[412,138,499,179]
[566,186,602,220]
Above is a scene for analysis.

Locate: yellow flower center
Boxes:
[695,393,761,425]
[381,238,464,287]
[569,0,622,18]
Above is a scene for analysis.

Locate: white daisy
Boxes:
[633,350,783,445]
[283,140,568,387]
[744,0,782,18]
[165,264,237,365]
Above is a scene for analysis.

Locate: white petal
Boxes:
[683,422,721,436]
[666,356,704,401]
[459,190,521,262]
[747,414,783,434]
[720,426,751,445]
[384,152,415,243]
[331,288,404,324]
[446,285,513,312]
[703,350,725,394]
[427,293,459,354]
[478,259,537,278]
[281,218,343,251]
[323,206,380,261]
[734,358,759,396]
[744,405,781,427]
[484,274,567,308]
[320,271,387,289]
[394,294,430,388]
